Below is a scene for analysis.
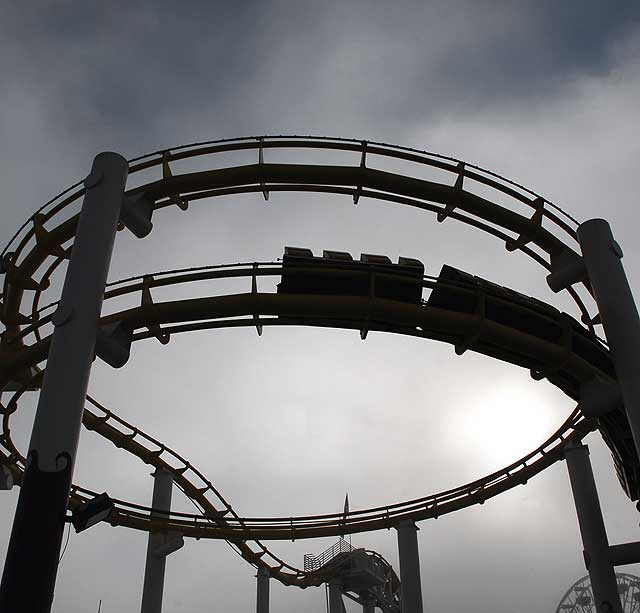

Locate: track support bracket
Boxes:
[95,321,133,368]
[161,153,189,211]
[437,161,464,223]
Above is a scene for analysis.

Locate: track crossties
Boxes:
[0,136,633,588]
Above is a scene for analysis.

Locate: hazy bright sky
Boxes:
[2,2,640,612]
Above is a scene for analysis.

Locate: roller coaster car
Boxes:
[427,265,615,378]
[427,264,561,338]
[277,247,424,304]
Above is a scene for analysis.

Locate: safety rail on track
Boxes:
[0,398,597,541]
[0,135,582,261]
[0,259,632,518]
[0,135,598,342]
[0,261,608,353]
[0,251,633,508]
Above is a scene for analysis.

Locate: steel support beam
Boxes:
[609,541,640,567]
[396,520,424,613]
[256,566,270,613]
[141,469,176,613]
[328,579,345,613]
[363,597,376,613]
[577,218,640,463]
[565,443,622,613]
[0,152,128,613]
[0,465,13,490]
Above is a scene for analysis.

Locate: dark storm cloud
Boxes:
[334,0,640,127]
[427,1,640,111]
[1,1,272,149]
[2,1,639,152]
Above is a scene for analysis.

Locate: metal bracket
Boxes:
[141,276,170,345]
[455,285,485,355]
[161,152,189,211]
[95,321,133,368]
[83,169,103,189]
[581,312,602,328]
[546,248,588,294]
[437,161,465,223]
[0,252,49,291]
[32,214,71,260]
[258,137,270,201]
[471,486,486,505]
[506,197,544,252]
[251,264,263,336]
[580,378,622,417]
[153,531,184,558]
[360,270,375,340]
[609,541,640,566]
[256,566,271,578]
[120,192,154,238]
[353,140,367,205]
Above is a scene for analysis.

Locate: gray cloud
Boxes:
[3,1,638,152]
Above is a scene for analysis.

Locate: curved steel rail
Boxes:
[0,262,626,538]
[0,136,627,590]
[0,135,598,339]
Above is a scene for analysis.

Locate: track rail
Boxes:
[1,135,596,335]
[0,263,625,533]
[0,135,628,590]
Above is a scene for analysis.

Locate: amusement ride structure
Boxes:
[556,573,640,612]
[1,136,640,613]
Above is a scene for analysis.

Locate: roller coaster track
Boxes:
[0,136,633,591]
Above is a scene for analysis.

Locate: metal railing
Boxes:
[304,538,355,572]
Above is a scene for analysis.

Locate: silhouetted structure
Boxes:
[1,136,639,613]
[556,573,640,612]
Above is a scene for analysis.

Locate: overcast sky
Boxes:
[2,2,640,612]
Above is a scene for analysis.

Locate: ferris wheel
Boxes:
[556,574,640,612]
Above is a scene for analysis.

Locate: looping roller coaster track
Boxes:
[0,135,635,591]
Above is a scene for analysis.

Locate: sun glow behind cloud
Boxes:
[458,383,562,472]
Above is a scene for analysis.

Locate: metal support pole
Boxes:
[328,578,345,613]
[141,469,175,613]
[565,443,622,613]
[0,152,128,613]
[577,219,640,461]
[256,566,270,613]
[396,520,424,613]
[609,541,640,567]
[362,597,376,613]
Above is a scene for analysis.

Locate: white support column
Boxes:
[396,520,424,613]
[577,219,640,461]
[565,443,622,613]
[0,153,128,613]
[141,469,183,613]
[256,566,270,613]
